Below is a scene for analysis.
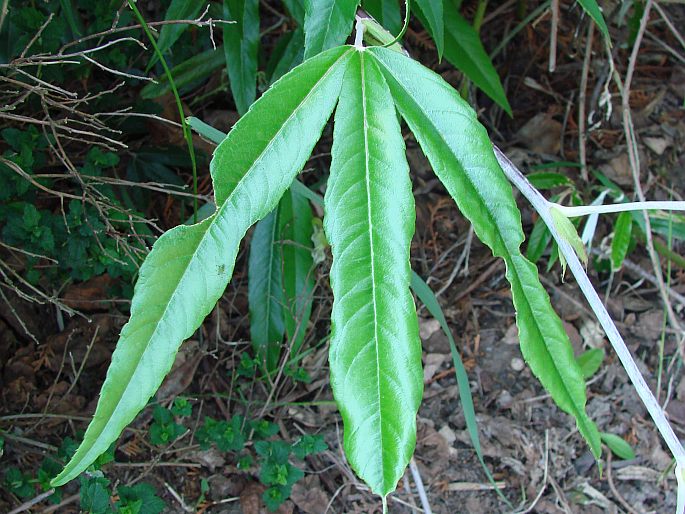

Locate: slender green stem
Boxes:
[473,0,489,34]
[384,0,411,47]
[127,0,198,222]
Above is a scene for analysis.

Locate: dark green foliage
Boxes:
[196,415,246,452]
[4,467,34,499]
[79,475,113,514]
[115,483,166,514]
[149,406,186,445]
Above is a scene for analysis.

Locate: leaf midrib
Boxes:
[90,48,354,451]
[359,51,384,478]
[371,53,586,423]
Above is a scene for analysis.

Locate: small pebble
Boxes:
[510,357,525,372]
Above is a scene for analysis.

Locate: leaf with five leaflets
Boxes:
[223,0,260,115]
[325,50,422,496]
[51,46,354,487]
[370,45,601,460]
[303,0,359,59]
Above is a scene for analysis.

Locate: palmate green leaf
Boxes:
[278,187,315,355]
[303,0,359,59]
[414,0,444,60]
[369,46,601,459]
[325,50,422,496]
[51,46,354,487]
[223,0,260,115]
[248,209,285,372]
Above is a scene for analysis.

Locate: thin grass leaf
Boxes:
[410,271,512,508]
[577,0,610,41]
[415,1,511,115]
[140,48,225,99]
[223,0,260,115]
[147,0,204,70]
[278,187,315,356]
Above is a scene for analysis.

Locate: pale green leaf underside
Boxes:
[303,0,359,59]
[369,46,601,459]
[51,46,354,487]
[325,50,423,496]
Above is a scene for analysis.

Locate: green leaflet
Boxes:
[278,187,315,356]
[140,48,225,99]
[266,28,305,84]
[414,0,444,59]
[249,209,285,372]
[325,50,422,496]
[369,46,601,459]
[146,0,204,70]
[550,206,587,275]
[363,0,402,35]
[282,0,305,25]
[51,46,354,487]
[248,187,315,372]
[223,0,260,115]
[577,0,610,41]
[303,0,359,59]
[417,1,511,115]
[611,211,632,271]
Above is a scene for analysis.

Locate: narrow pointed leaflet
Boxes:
[51,46,354,487]
[369,46,601,459]
[324,50,423,497]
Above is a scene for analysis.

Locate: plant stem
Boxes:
[554,200,685,218]
[127,0,198,222]
[494,145,685,483]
